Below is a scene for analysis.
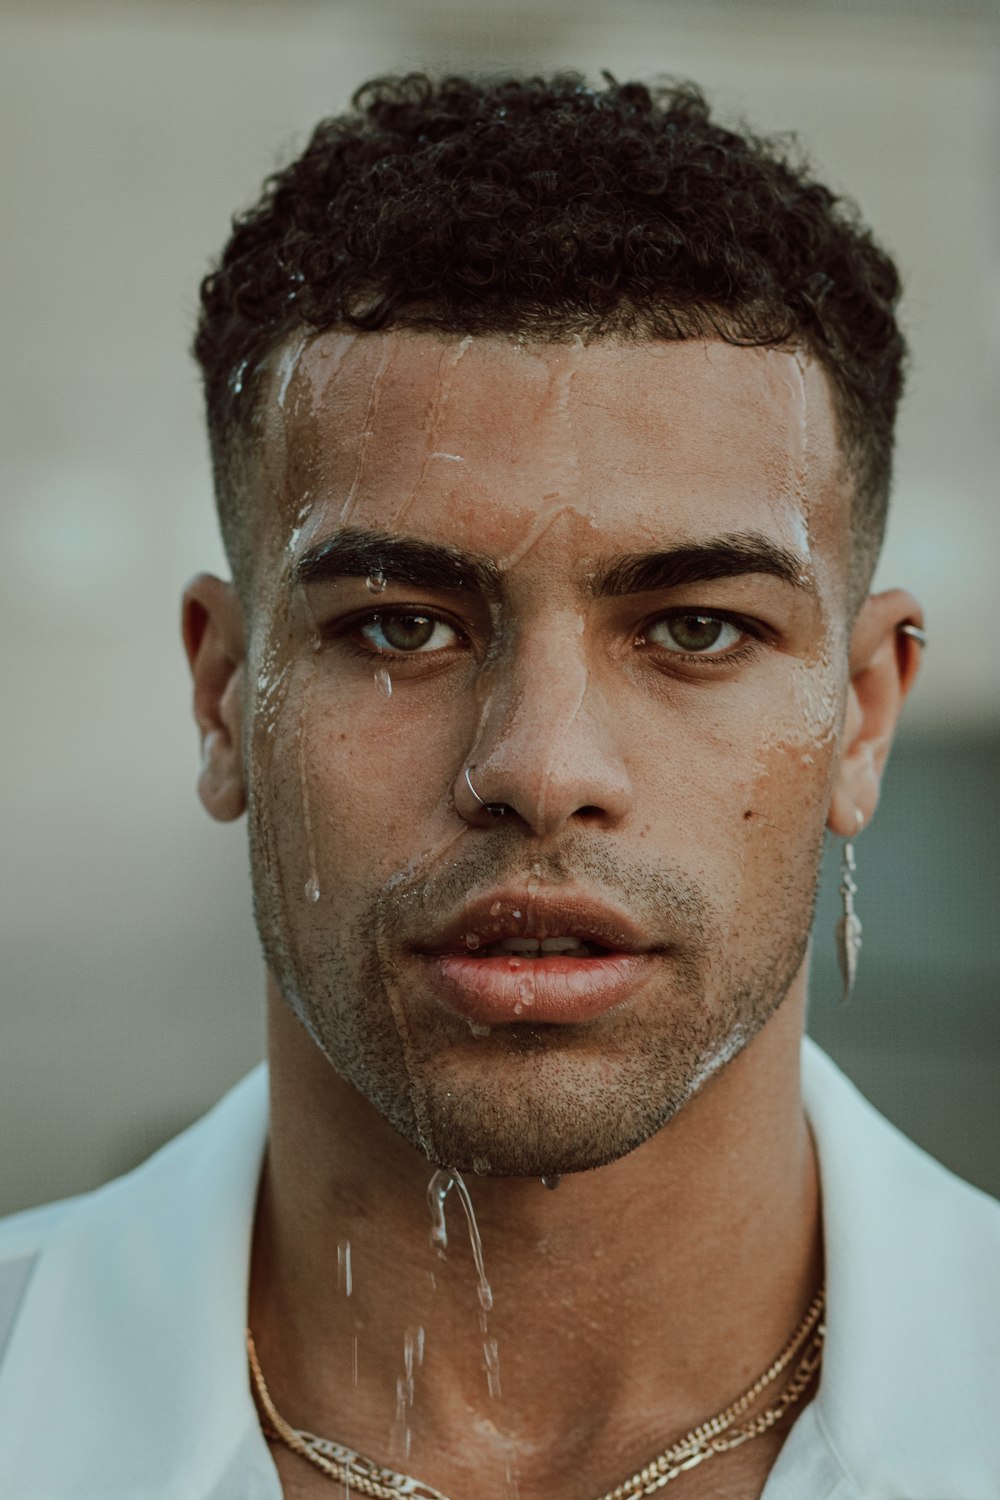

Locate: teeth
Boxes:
[484,936,593,954]
[474,935,601,959]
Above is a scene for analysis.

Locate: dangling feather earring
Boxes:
[836,812,864,1004]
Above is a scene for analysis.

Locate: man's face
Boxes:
[241,331,852,1175]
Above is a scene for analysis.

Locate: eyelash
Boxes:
[327,606,769,666]
[333,608,469,660]
[636,609,769,668]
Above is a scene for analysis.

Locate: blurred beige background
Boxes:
[2,0,998,1215]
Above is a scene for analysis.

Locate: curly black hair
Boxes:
[194,72,905,598]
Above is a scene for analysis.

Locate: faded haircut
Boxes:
[193,72,906,604]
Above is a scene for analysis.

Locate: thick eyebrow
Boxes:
[293,528,503,602]
[591,533,810,597]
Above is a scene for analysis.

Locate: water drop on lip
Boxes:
[489,900,503,917]
[366,570,387,594]
[374,666,393,697]
[465,931,481,950]
[512,908,522,920]
[304,876,321,903]
[541,1174,562,1190]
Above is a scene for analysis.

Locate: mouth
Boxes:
[413,890,660,1026]
[461,934,610,959]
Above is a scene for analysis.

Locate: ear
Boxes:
[181,573,247,823]
[827,588,924,836]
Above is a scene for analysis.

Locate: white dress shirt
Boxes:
[0,1038,997,1499]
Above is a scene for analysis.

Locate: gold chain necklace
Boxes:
[247,1283,824,1499]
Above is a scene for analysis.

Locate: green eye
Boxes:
[645,613,743,655]
[358,613,460,653]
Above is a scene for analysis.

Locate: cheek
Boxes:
[261,667,480,902]
[742,739,836,838]
[620,661,839,893]
[732,698,841,921]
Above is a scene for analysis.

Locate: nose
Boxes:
[457,623,632,838]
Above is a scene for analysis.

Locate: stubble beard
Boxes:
[250,821,822,1178]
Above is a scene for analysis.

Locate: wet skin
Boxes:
[184,333,922,1499]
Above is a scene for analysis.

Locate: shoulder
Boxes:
[0,1067,270,1498]
[802,1034,1000,1235]
[0,1064,269,1362]
[0,1193,86,1370]
[0,1193,82,1263]
[802,1038,1000,1496]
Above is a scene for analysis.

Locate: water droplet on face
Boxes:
[374,667,393,697]
[531,862,543,878]
[483,1336,502,1398]
[366,571,387,594]
[516,980,533,1006]
[507,958,522,972]
[465,931,481,950]
[229,357,248,396]
[541,1174,563,1190]
[304,876,321,903]
[513,1002,524,1016]
[337,1240,353,1295]
[472,1155,491,1175]
[489,901,502,917]
[512,908,522,920]
[427,1169,453,1250]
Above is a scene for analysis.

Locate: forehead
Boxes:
[258,330,848,584]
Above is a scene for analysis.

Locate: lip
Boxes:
[413,887,659,1025]
[418,887,653,956]
[422,952,655,1025]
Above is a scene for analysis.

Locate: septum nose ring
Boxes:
[464,766,507,818]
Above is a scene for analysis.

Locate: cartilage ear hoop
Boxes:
[836,812,864,1005]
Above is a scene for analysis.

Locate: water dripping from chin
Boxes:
[425,1168,504,1410]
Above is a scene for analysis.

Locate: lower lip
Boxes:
[422,953,654,1025]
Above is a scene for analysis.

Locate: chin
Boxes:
[393,1050,693,1178]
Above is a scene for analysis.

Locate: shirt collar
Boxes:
[794,1037,1000,1497]
[0,1066,274,1499]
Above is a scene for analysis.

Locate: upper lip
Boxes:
[415,888,655,955]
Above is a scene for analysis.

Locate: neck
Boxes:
[249,978,822,1498]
